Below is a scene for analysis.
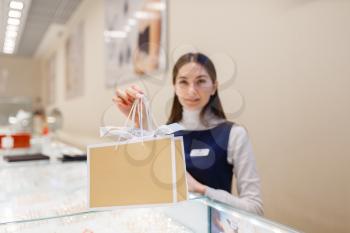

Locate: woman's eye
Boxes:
[178,80,188,85]
[198,79,207,84]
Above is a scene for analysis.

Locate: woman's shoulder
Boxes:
[210,121,248,139]
[228,122,250,141]
[226,122,253,163]
[215,120,245,131]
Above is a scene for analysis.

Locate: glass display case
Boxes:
[0,145,300,233]
[0,97,32,127]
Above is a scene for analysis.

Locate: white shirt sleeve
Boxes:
[204,124,264,215]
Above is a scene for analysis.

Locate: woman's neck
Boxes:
[179,108,225,130]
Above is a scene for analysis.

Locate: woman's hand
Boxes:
[186,172,207,194]
[112,85,144,117]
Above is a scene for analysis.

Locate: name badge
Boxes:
[190,149,210,157]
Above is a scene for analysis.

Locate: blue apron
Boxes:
[174,121,234,192]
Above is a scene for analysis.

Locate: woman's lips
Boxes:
[184,98,200,104]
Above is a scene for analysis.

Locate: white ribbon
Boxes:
[100,95,184,142]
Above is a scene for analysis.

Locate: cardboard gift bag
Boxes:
[88,135,188,209]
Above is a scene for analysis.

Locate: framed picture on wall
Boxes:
[45,54,56,105]
[65,22,85,99]
[104,0,168,87]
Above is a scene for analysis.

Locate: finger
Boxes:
[131,85,144,97]
[125,87,140,100]
[112,96,123,104]
[113,95,130,105]
[115,89,128,101]
[117,100,129,108]
[114,98,130,108]
[116,89,135,105]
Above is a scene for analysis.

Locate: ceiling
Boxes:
[0,0,82,57]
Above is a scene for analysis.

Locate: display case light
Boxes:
[134,11,157,20]
[104,30,127,39]
[128,18,136,26]
[124,25,131,32]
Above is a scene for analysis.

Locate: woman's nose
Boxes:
[187,83,198,95]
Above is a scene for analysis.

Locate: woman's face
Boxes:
[174,62,217,111]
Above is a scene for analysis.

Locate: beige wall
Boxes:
[37,0,350,232]
[0,55,42,99]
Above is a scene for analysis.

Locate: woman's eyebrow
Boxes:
[195,75,209,79]
[177,74,208,80]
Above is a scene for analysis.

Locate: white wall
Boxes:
[0,55,41,99]
[38,0,350,232]
[170,1,350,233]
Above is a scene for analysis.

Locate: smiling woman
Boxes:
[114,52,263,215]
[168,53,223,124]
[173,64,216,110]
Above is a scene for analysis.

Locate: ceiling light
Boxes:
[4,45,15,51]
[9,10,22,18]
[4,48,15,53]
[9,1,24,10]
[4,43,15,48]
[4,41,15,47]
[6,31,18,38]
[5,38,16,44]
[3,50,14,54]
[4,42,15,47]
[7,18,20,26]
[6,25,19,31]
[2,47,14,53]
[4,38,16,44]
[4,47,15,53]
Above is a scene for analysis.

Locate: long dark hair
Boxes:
[167,52,226,125]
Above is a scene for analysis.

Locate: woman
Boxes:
[113,53,263,215]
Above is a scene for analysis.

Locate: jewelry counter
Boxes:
[0,138,300,233]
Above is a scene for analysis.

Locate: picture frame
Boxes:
[104,0,168,87]
[65,22,85,99]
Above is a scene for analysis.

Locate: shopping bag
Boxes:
[87,96,188,209]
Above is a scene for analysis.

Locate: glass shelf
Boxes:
[0,145,300,233]
[0,196,300,233]
[0,162,87,224]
